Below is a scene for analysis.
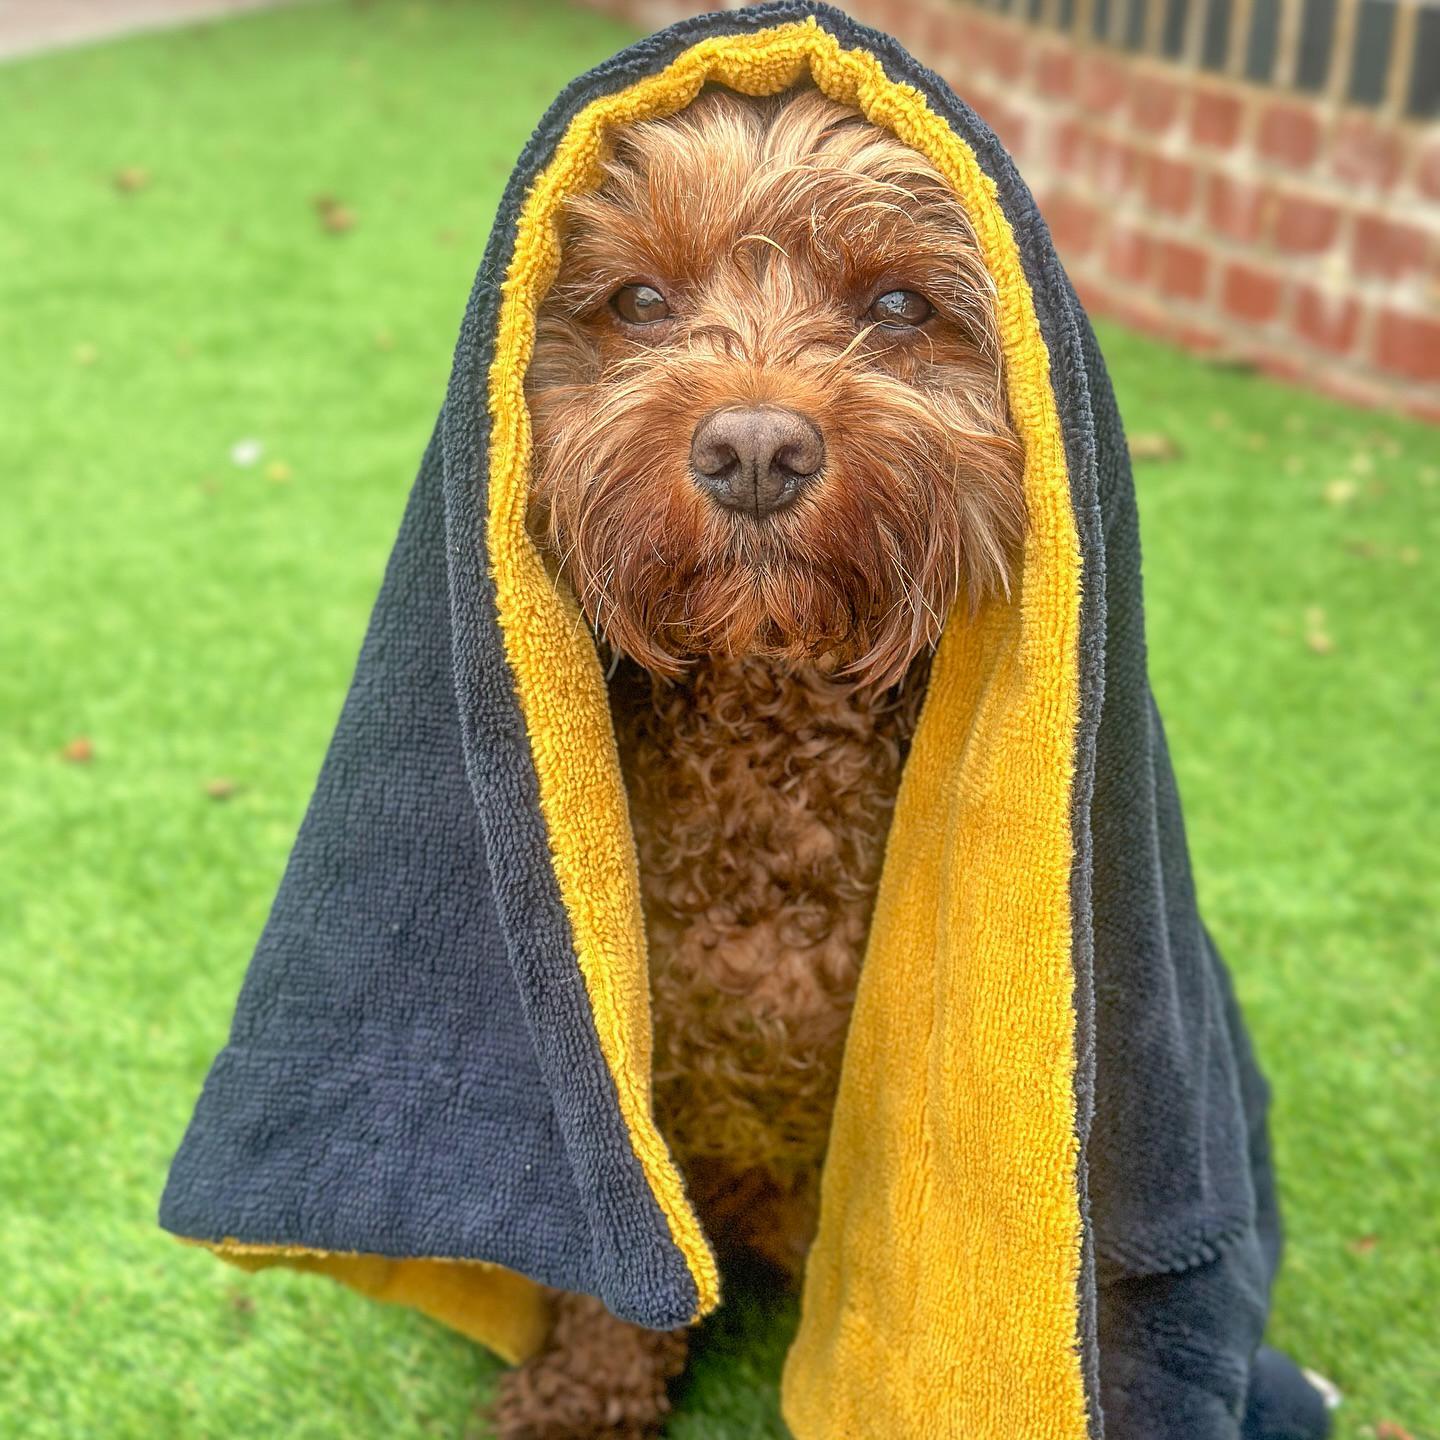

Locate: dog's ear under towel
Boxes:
[159,6,1332,1437]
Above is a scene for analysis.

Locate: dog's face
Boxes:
[525,88,1025,687]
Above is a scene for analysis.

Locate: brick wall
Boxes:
[574,0,1440,422]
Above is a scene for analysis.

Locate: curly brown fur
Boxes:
[497,87,1025,1439]
[491,1290,689,1440]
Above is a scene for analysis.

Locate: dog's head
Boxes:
[525,88,1025,688]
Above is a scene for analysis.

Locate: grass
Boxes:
[0,0,1435,1435]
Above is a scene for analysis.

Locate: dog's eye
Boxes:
[611,283,671,325]
[870,290,932,328]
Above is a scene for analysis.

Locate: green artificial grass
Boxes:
[0,1,1435,1435]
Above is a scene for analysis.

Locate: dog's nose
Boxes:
[689,407,825,518]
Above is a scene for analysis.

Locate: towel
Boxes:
[160,6,1331,1437]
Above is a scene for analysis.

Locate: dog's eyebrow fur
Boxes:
[555,88,995,317]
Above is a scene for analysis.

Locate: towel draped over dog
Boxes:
[161,6,1330,1437]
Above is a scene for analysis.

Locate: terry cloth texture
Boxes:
[159,5,1330,1438]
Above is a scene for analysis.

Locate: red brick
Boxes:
[1351,214,1431,282]
[986,101,1028,159]
[1036,45,1076,99]
[1171,321,1226,353]
[1331,114,1405,190]
[1145,155,1197,216]
[1205,172,1270,244]
[1089,133,1142,192]
[987,26,1026,82]
[1107,227,1156,284]
[1156,239,1210,301]
[1414,138,1440,202]
[958,13,989,57]
[923,7,954,60]
[1255,350,1309,386]
[1052,116,1086,172]
[1256,102,1321,169]
[1045,191,1103,258]
[1293,286,1363,355]
[1191,88,1244,150]
[1404,396,1440,427]
[1374,309,1440,383]
[1080,53,1128,114]
[1130,74,1181,132]
[1221,262,1285,324]
[1273,193,1342,253]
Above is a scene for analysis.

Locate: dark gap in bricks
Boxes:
[1295,0,1337,94]
[1408,5,1440,118]
[1245,0,1281,83]
[1162,0,1189,59]
[1057,0,1077,30]
[1092,0,1112,43]
[1124,0,1147,51]
[1201,0,1232,71]
[1347,0,1395,108]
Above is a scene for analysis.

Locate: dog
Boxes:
[495,86,1026,1439]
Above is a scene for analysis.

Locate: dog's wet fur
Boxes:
[496,87,1025,1439]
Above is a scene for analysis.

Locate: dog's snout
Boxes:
[689,407,825,518]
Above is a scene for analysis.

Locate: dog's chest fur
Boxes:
[611,659,920,1177]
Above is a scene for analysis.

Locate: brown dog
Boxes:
[496,86,1025,1439]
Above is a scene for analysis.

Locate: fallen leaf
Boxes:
[435,227,459,247]
[204,777,239,801]
[1376,1423,1415,1440]
[1303,607,1334,654]
[1397,546,1420,566]
[1344,538,1379,559]
[265,460,293,484]
[73,342,99,366]
[313,193,356,234]
[1349,452,1376,476]
[374,328,395,351]
[1346,1234,1379,1254]
[113,165,150,194]
[1129,432,1182,463]
[61,736,94,764]
[1324,479,1358,506]
[227,1290,256,1315]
